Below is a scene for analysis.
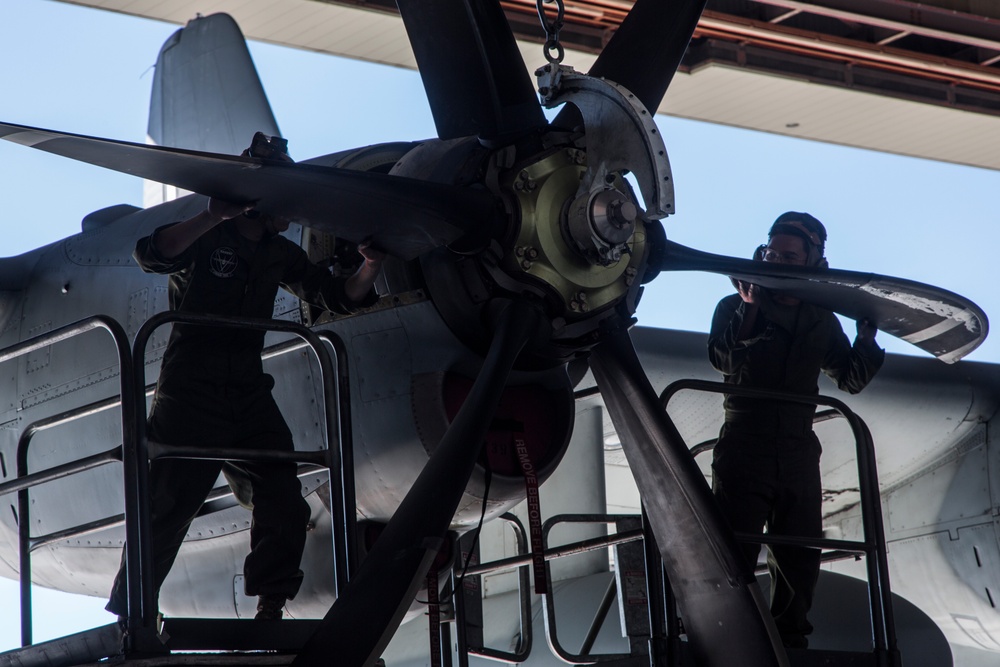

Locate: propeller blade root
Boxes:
[293,300,545,667]
[591,327,788,667]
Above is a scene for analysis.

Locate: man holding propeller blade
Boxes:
[106,134,384,627]
[707,212,885,649]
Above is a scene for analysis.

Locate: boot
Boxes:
[255,594,286,621]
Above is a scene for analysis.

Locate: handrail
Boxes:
[11,388,162,643]
[1,312,353,653]
[229,328,358,577]
[540,513,648,664]
[240,331,359,575]
[659,378,899,662]
[199,330,357,572]
[127,311,352,647]
[462,527,644,577]
[315,331,359,579]
[454,513,533,665]
[0,315,137,648]
[12,339,326,552]
[25,467,322,554]
[687,408,845,459]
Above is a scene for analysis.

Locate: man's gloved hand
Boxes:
[357,241,386,269]
[856,317,878,345]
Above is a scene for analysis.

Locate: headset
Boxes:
[734,215,828,294]
[763,217,829,269]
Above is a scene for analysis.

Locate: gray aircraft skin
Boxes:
[0,7,998,667]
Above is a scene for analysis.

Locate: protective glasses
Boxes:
[761,248,807,264]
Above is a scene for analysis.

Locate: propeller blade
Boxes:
[657,240,988,363]
[589,0,708,114]
[395,0,547,141]
[0,122,498,260]
[590,327,788,667]
[293,300,544,667]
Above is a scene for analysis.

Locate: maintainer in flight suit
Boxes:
[108,137,384,623]
[707,212,884,649]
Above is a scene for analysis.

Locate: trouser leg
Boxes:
[711,441,777,572]
[107,456,224,617]
[768,443,823,639]
[227,438,311,599]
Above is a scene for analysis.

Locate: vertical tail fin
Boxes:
[145,13,280,206]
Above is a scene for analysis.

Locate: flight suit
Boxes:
[108,220,375,616]
[707,292,884,644]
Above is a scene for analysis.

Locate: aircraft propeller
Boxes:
[0,0,988,665]
[0,123,499,261]
[394,1,548,142]
[651,239,988,364]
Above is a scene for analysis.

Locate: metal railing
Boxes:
[540,514,648,664]
[453,513,534,665]
[660,379,899,663]
[0,315,136,647]
[123,311,355,646]
[0,311,354,654]
[454,513,651,666]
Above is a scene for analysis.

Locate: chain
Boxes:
[536,0,565,64]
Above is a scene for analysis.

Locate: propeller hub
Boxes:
[566,187,637,266]
[501,147,647,323]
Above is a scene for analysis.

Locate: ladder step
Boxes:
[0,618,325,667]
[0,624,119,667]
[160,618,321,652]
[785,646,883,666]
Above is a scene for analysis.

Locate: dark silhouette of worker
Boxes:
[107,134,384,623]
[707,212,884,648]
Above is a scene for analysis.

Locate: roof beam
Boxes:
[697,9,1000,91]
[748,0,1000,52]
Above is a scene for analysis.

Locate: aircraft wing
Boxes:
[599,325,1000,504]
[0,122,496,261]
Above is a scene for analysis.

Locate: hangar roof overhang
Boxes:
[58,0,1000,170]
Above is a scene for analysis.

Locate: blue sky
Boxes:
[1,0,999,652]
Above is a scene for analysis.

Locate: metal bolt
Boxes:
[527,247,539,260]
